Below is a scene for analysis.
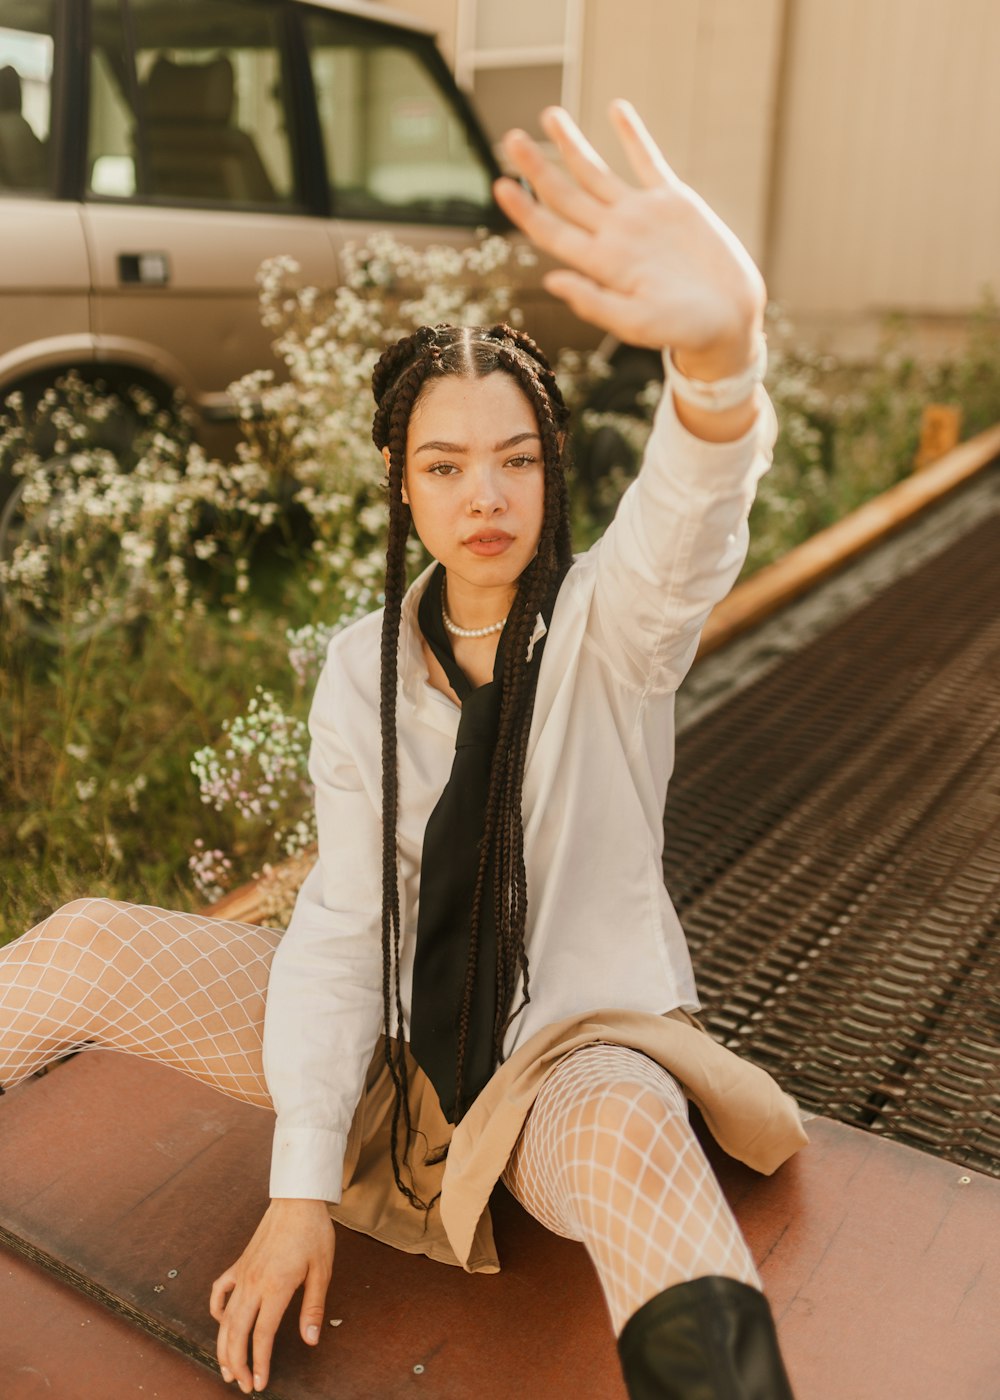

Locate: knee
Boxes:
[44,897,131,960]
[587,1079,679,1146]
[568,1077,693,1194]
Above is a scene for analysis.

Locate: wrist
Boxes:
[666,331,767,418]
[673,321,762,382]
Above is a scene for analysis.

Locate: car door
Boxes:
[80,0,337,421]
[0,0,91,390]
[297,4,571,357]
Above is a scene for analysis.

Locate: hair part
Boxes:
[371,324,572,1209]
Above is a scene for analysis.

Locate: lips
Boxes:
[463,530,514,557]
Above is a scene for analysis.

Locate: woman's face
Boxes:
[391,371,546,601]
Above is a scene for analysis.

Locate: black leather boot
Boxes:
[617,1276,795,1399]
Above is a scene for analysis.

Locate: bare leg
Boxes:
[0,897,278,1108]
[501,1042,761,1335]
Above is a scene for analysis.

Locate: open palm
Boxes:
[494,102,765,373]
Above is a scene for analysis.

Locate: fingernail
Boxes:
[254,1376,263,1390]
[307,1324,319,1343]
[220,1367,233,1382]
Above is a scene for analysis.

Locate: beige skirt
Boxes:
[328,1007,811,1275]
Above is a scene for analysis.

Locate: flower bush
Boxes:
[0,232,528,936]
[561,296,1000,577]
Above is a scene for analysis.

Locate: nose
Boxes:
[467,466,507,517]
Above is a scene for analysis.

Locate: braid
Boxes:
[374,350,440,1213]
[371,322,574,1185]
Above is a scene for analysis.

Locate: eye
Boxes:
[427,462,459,476]
[505,453,538,469]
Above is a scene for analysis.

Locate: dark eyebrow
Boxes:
[413,431,542,455]
[495,432,541,451]
[413,440,464,454]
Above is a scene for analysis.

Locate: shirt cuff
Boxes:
[269,1125,348,1204]
[656,350,778,495]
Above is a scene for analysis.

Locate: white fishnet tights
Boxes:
[1,900,760,1335]
[0,898,277,1106]
[502,1043,762,1334]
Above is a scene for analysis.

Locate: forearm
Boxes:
[588,377,776,691]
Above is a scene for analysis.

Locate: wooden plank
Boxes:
[3,1053,999,1398]
[0,1053,627,1400]
[703,1113,1000,1400]
[0,1245,229,1400]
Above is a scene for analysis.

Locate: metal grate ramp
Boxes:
[665,513,1000,1177]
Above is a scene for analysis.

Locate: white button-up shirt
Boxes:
[263,372,778,1201]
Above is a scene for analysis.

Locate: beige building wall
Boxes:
[575,0,786,266]
[768,0,1000,325]
[381,0,1000,354]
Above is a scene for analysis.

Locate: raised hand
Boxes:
[494,102,765,381]
[210,1198,334,1393]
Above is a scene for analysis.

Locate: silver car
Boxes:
[0,0,606,454]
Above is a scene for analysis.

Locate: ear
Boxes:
[381,445,409,504]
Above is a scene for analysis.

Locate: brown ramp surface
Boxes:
[0,1052,627,1400]
[2,1051,1000,1400]
[1,1245,230,1399]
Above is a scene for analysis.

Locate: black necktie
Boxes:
[410,565,540,1122]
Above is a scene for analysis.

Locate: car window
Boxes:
[0,0,55,195]
[88,0,299,208]
[302,9,495,225]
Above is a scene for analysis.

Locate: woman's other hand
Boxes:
[494,101,765,385]
[210,1197,334,1393]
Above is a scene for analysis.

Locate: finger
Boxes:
[251,1300,287,1395]
[300,1259,332,1346]
[499,127,606,231]
[209,1271,236,1325]
[539,106,626,204]
[609,99,682,191]
[542,270,660,348]
[218,1297,260,1394]
[493,178,601,275]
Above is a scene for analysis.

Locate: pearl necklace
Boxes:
[441,583,508,638]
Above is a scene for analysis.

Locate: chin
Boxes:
[459,563,519,587]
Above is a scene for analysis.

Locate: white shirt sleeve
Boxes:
[262,651,384,1203]
[588,358,777,693]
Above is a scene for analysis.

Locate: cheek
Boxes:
[403,486,449,554]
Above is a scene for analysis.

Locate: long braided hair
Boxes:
[371,323,573,1209]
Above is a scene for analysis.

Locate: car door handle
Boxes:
[117,252,171,286]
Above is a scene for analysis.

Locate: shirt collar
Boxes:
[397,562,549,716]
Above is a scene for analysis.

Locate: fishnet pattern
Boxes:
[0,898,277,1107]
[3,902,761,1337]
[501,1042,762,1334]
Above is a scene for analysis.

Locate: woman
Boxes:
[0,104,807,1397]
